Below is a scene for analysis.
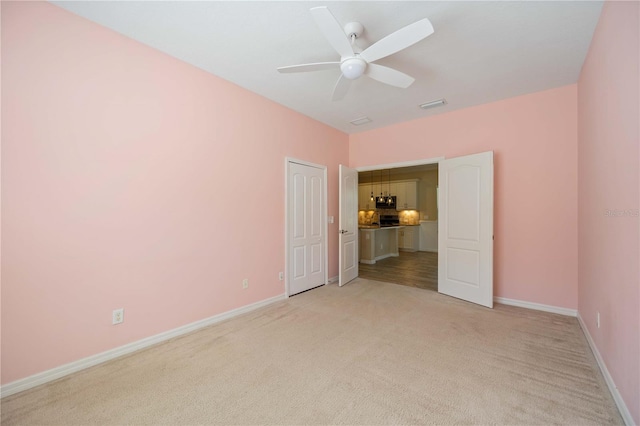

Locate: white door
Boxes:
[339,165,358,286]
[288,162,326,296]
[438,151,494,308]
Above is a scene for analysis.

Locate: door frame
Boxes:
[355,157,444,173]
[284,157,328,298]
[355,155,495,308]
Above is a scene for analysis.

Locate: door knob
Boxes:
[339,230,348,234]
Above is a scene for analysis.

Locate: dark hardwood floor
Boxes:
[359,251,438,291]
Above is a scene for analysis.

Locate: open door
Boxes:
[339,165,358,286]
[438,151,494,308]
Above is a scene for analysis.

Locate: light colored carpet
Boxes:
[1,279,623,425]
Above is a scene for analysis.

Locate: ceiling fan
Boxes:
[277,7,434,101]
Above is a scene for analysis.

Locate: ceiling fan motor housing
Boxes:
[344,21,364,39]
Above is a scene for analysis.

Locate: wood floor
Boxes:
[359,251,438,291]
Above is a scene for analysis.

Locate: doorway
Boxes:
[353,152,494,309]
[357,163,439,292]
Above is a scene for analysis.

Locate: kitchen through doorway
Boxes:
[357,163,439,292]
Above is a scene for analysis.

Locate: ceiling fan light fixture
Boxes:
[419,98,447,110]
[340,58,366,79]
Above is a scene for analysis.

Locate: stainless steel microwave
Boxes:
[376,196,396,209]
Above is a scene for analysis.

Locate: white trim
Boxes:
[327,275,339,284]
[493,297,634,423]
[1,294,286,399]
[358,253,400,265]
[355,156,444,172]
[323,167,328,289]
[494,296,577,317]
[375,253,399,262]
[284,158,329,298]
[577,313,635,426]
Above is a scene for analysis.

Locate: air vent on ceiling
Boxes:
[350,117,372,126]
[419,98,447,110]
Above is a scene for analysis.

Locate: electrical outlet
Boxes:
[597,312,600,328]
[242,278,249,289]
[279,272,284,281]
[112,308,124,325]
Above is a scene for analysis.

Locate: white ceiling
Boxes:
[52,1,603,134]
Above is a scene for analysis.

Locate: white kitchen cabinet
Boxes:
[406,181,418,209]
[395,180,418,210]
[358,186,367,210]
[358,184,378,210]
[399,226,420,252]
[360,179,418,211]
[419,220,438,252]
[395,182,406,209]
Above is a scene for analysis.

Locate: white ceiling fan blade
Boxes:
[331,74,352,101]
[310,7,354,58]
[277,62,340,74]
[366,63,415,88]
[360,18,434,63]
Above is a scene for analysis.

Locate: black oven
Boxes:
[379,214,400,227]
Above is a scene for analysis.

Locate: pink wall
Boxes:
[577,1,639,423]
[1,2,348,384]
[350,85,579,309]
[3,4,635,417]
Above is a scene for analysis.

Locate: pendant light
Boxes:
[387,169,393,205]
[378,170,385,204]
[370,171,374,202]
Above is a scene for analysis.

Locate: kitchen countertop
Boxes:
[358,225,407,230]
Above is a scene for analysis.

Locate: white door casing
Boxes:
[438,151,494,308]
[339,165,358,286]
[287,161,326,296]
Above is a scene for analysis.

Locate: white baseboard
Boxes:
[378,253,400,260]
[577,313,635,426]
[1,293,286,399]
[327,276,339,284]
[494,296,577,317]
